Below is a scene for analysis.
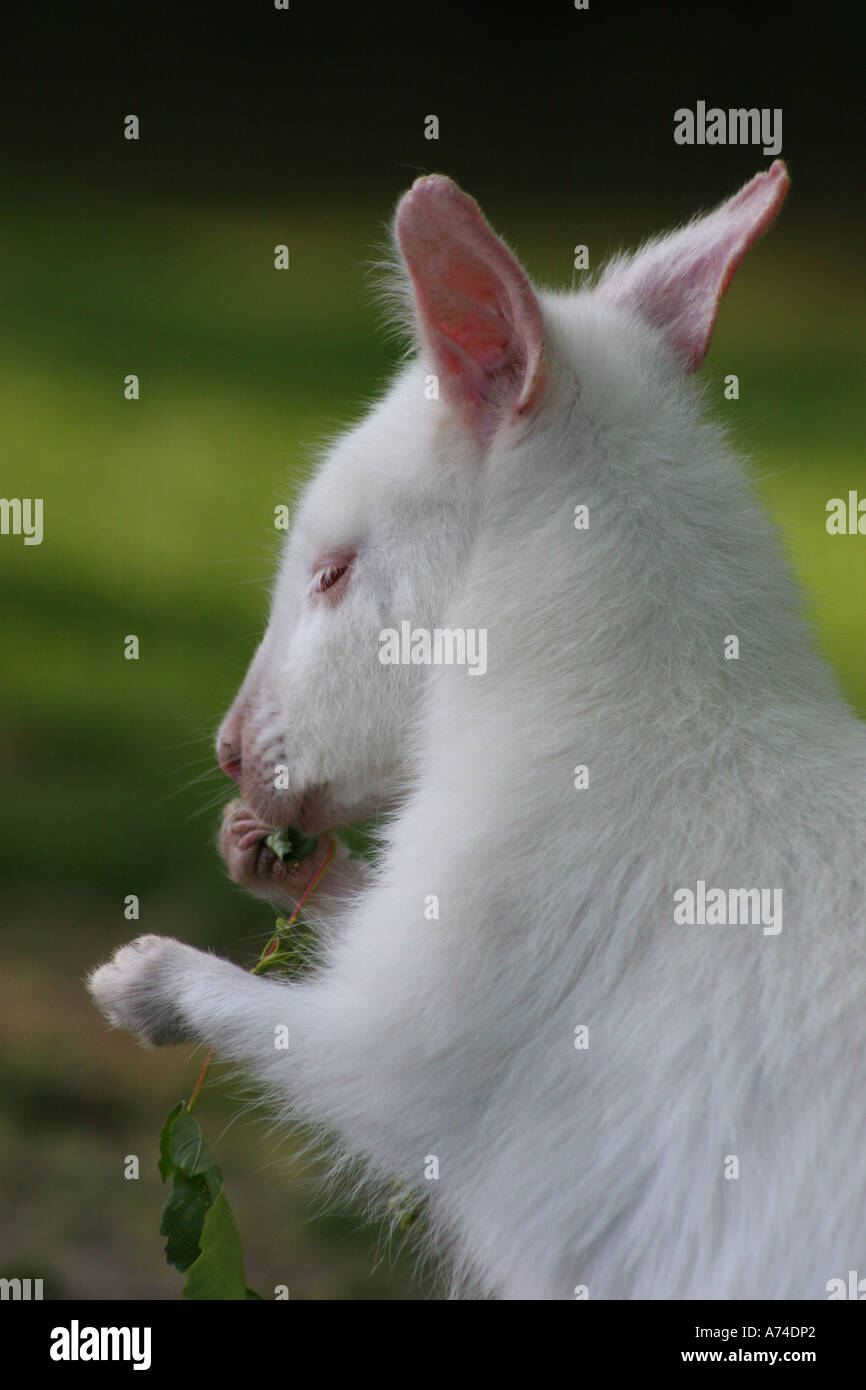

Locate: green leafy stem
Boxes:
[159,828,336,1299]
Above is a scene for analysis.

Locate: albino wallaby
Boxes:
[89,162,866,1299]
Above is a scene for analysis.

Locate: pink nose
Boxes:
[217,736,242,783]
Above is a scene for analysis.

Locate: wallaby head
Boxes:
[217,163,790,863]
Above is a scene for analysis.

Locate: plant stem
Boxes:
[185,834,335,1113]
[252,835,336,975]
[186,1048,212,1115]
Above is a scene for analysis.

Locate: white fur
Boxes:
[90,182,866,1300]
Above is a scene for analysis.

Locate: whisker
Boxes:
[161,733,215,752]
[168,755,218,776]
[185,792,235,823]
[157,767,226,808]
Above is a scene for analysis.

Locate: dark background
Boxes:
[4,2,863,209]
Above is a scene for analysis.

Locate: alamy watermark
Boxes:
[674,880,782,935]
[0,497,43,545]
[0,1277,43,1300]
[826,491,865,535]
[379,621,487,675]
[49,1322,151,1370]
[674,103,782,157]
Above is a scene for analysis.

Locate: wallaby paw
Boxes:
[87,934,200,1046]
[218,796,332,907]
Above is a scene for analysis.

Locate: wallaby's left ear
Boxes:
[598,160,790,371]
[395,175,546,445]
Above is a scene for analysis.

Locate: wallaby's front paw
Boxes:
[218,797,332,907]
[87,934,201,1046]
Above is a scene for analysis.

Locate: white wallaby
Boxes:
[89,163,866,1300]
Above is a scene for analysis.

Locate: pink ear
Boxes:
[395,176,546,443]
[598,160,790,371]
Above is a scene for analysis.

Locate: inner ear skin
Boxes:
[395,175,546,441]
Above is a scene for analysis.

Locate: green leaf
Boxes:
[159,1103,224,1275]
[161,1170,222,1273]
[335,819,383,861]
[388,1177,428,1235]
[264,824,320,865]
[169,1106,219,1176]
[275,918,317,974]
[158,1102,255,1296]
[182,1189,249,1300]
[158,1101,185,1182]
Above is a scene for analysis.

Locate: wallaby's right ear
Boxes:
[395,176,546,446]
[598,160,789,371]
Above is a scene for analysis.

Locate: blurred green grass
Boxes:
[0,184,863,1298]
